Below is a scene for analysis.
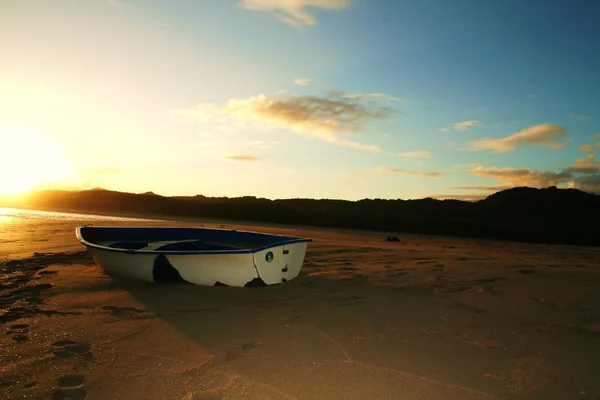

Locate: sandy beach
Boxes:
[2,216,600,400]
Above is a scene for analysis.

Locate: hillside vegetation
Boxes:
[1,186,598,246]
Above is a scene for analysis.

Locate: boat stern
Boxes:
[251,240,309,285]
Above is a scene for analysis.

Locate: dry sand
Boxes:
[1,218,600,400]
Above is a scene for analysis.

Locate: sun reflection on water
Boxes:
[0,207,158,223]
[0,208,12,221]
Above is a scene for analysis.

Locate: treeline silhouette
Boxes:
[2,186,599,246]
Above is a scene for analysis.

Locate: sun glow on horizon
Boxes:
[0,125,73,196]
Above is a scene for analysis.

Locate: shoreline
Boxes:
[0,204,585,250]
[0,203,457,240]
[2,184,599,248]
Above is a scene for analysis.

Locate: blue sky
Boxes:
[1,0,599,200]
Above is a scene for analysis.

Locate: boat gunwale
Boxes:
[75,226,312,255]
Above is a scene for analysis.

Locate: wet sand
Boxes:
[1,218,600,399]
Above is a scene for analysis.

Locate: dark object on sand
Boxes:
[386,236,400,242]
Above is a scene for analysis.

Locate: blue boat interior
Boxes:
[77,226,311,254]
[107,240,239,251]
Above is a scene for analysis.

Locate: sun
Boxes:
[0,124,72,195]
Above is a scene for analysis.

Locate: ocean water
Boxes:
[0,207,156,223]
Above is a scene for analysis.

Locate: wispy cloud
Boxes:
[453,120,482,131]
[172,90,400,154]
[452,163,482,171]
[225,154,262,162]
[567,113,591,120]
[225,91,397,136]
[376,167,442,178]
[424,193,487,201]
[399,150,432,158]
[564,154,600,174]
[466,165,571,188]
[449,185,512,192]
[187,91,397,135]
[293,77,311,86]
[469,124,567,153]
[333,91,402,102]
[453,154,600,195]
[238,0,352,28]
[339,140,386,153]
[572,174,600,194]
[579,144,594,152]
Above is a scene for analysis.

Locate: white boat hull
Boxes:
[77,226,311,287]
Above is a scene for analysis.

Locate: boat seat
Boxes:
[107,241,149,250]
[154,240,240,251]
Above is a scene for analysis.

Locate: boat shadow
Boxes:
[109,269,357,353]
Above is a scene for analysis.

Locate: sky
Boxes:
[1,0,599,201]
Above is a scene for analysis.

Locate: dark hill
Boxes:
[1,186,599,247]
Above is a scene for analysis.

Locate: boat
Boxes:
[75,226,312,287]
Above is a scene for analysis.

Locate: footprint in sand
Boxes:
[52,374,87,400]
[462,332,502,349]
[185,392,223,400]
[421,326,451,335]
[517,269,536,274]
[475,277,506,283]
[101,305,151,319]
[52,340,94,361]
[415,260,434,265]
[477,285,499,295]
[449,301,484,314]
[576,322,600,338]
[38,270,59,276]
[58,375,86,388]
[387,271,410,278]
[31,283,54,290]
[6,323,29,343]
[225,341,261,362]
[327,295,367,306]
